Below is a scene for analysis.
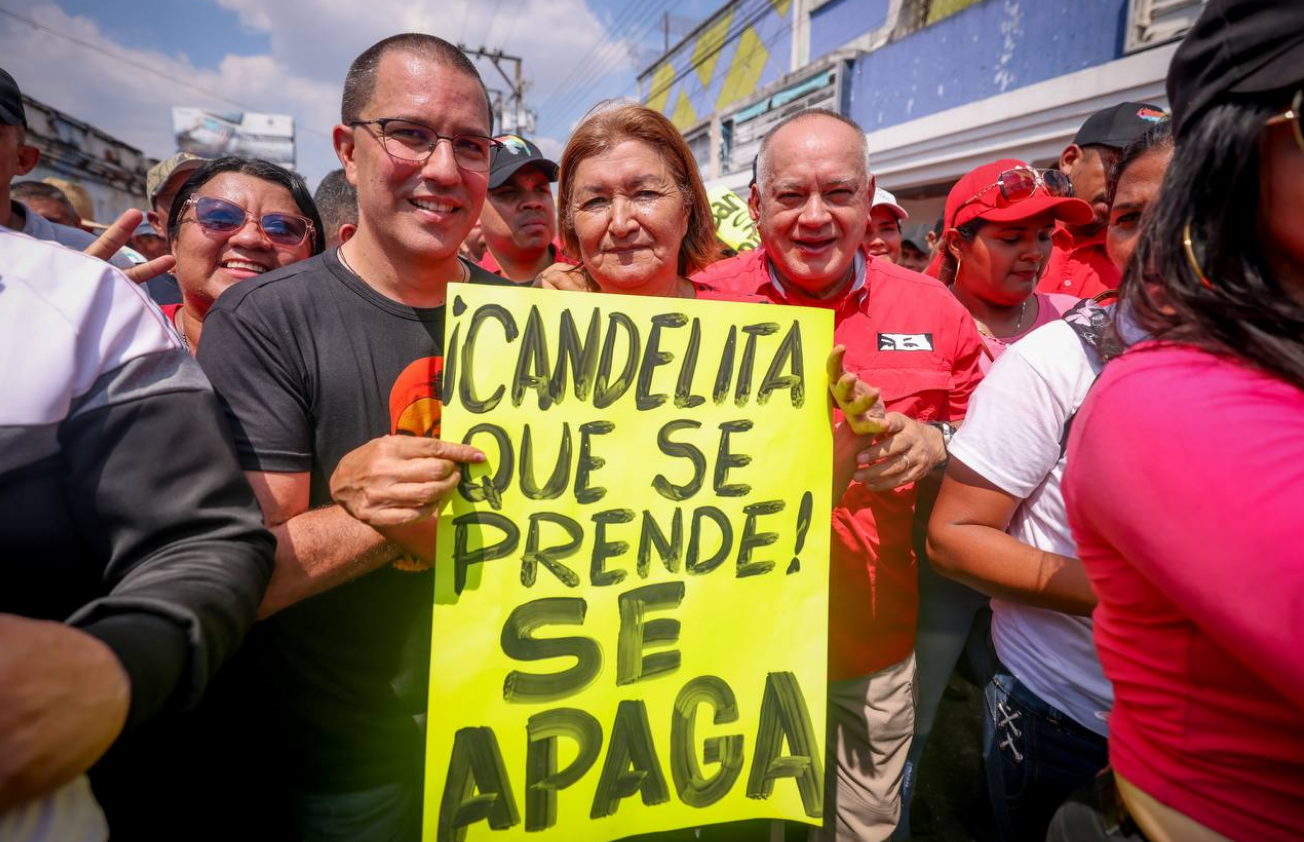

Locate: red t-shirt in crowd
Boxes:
[1064,343,1304,842]
[477,241,575,281]
[694,248,986,679]
[1036,225,1120,298]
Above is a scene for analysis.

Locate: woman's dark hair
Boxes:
[938,218,986,286]
[167,156,325,256]
[1122,97,1304,390]
[1107,118,1174,204]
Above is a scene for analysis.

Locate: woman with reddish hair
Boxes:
[545,102,732,300]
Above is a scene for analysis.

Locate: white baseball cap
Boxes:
[872,186,908,220]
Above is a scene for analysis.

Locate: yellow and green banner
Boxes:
[424,285,834,842]
[708,186,761,253]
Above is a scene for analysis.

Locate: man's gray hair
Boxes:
[754,108,871,189]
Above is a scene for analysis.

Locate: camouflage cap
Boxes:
[146,152,204,209]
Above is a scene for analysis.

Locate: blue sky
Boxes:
[1,0,724,187]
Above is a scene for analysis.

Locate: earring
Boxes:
[953,256,963,286]
[1182,220,1213,289]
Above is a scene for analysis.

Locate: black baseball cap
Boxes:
[0,68,27,128]
[1073,102,1168,149]
[488,134,558,189]
[1167,0,1304,141]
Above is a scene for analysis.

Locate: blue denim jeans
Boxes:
[893,554,991,839]
[982,669,1109,842]
[289,779,422,842]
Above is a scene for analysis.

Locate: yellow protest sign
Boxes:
[423,285,834,842]
[708,185,761,252]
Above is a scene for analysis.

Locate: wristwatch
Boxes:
[928,420,955,451]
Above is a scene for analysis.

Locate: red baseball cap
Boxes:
[944,158,1092,229]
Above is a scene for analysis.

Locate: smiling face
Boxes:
[481,164,556,263]
[751,115,871,298]
[171,171,313,317]
[952,209,1057,305]
[1106,146,1173,273]
[864,205,903,263]
[568,139,688,294]
[338,50,491,265]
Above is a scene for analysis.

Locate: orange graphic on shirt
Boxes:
[389,356,444,438]
[386,356,444,571]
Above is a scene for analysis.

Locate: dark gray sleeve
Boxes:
[59,349,275,732]
[197,301,314,473]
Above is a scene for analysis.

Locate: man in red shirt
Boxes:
[477,134,564,284]
[694,108,985,841]
[1037,102,1167,298]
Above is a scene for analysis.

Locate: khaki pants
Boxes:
[811,654,917,842]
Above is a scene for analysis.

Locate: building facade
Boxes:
[22,94,154,224]
[640,0,1205,227]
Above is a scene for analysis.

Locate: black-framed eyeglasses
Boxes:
[181,195,315,247]
[1266,89,1303,154]
[348,118,502,171]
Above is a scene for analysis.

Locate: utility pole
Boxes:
[459,45,534,135]
[663,12,670,53]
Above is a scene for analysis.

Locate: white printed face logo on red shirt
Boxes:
[877,333,934,351]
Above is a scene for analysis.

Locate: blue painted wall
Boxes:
[643,0,794,129]
[809,0,888,60]
[844,0,1129,133]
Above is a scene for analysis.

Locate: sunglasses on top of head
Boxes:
[957,167,1075,214]
[1266,89,1303,153]
[182,195,315,248]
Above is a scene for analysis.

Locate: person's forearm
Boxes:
[382,517,439,565]
[260,505,405,618]
[927,523,1096,616]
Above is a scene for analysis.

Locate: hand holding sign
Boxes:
[825,346,945,492]
[826,345,887,436]
[330,435,486,528]
[538,262,598,292]
[852,414,947,491]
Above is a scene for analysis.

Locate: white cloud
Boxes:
[533,135,566,161]
[2,0,637,186]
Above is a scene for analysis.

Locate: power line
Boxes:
[645,13,795,107]
[0,5,332,140]
[500,0,528,49]
[483,0,507,45]
[456,0,473,43]
[553,0,683,105]
[538,0,682,120]
[639,0,777,106]
[536,0,653,115]
[549,0,771,128]
[541,0,686,131]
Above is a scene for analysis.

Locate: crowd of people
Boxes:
[1,0,1301,841]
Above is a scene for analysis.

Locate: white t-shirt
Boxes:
[948,318,1113,736]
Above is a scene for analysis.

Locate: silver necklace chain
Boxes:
[337,244,469,284]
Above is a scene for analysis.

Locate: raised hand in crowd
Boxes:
[84,208,175,283]
[0,615,129,813]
